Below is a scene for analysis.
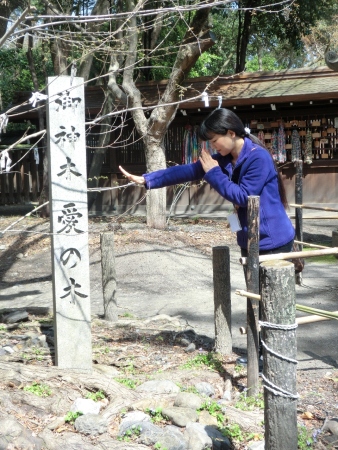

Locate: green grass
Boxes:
[303,243,337,264]
[24,382,52,397]
[180,352,224,372]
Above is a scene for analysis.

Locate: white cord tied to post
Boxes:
[217,96,222,109]
[34,147,39,165]
[201,92,209,107]
[259,320,299,399]
[0,150,12,172]
[29,92,48,108]
[0,113,8,135]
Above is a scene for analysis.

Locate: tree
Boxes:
[4,0,217,228]
[3,0,337,228]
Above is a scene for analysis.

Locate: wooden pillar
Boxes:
[0,173,6,205]
[246,196,260,394]
[30,149,38,202]
[260,260,298,450]
[212,246,231,355]
[23,155,30,203]
[295,160,303,244]
[16,150,22,203]
[100,231,118,322]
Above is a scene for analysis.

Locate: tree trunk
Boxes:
[235,7,253,73]
[26,32,47,213]
[87,92,113,211]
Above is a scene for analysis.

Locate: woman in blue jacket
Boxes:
[119,108,295,255]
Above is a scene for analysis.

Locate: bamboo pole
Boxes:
[294,240,329,249]
[240,247,338,265]
[290,203,338,213]
[240,311,338,333]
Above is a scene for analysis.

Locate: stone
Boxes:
[194,382,215,397]
[46,416,66,430]
[70,398,101,415]
[248,441,265,450]
[174,392,203,410]
[184,422,213,450]
[162,406,198,427]
[119,411,151,435]
[3,346,15,354]
[74,413,108,435]
[322,417,338,435]
[185,343,196,353]
[2,310,29,324]
[135,380,180,394]
[47,75,92,371]
[153,425,188,450]
[198,410,218,427]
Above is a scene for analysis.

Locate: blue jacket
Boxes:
[143,138,295,250]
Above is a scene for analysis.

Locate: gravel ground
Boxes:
[0,211,338,448]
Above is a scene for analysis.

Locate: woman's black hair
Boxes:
[198,108,288,208]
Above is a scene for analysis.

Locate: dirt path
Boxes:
[1,213,338,447]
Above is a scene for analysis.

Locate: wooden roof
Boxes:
[140,66,338,110]
[8,66,338,121]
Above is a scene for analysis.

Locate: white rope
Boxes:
[259,320,298,330]
[260,339,298,364]
[29,92,48,108]
[261,374,299,399]
[87,181,139,191]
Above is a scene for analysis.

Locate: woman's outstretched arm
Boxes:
[119,166,145,185]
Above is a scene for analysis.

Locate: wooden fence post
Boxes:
[295,159,303,244]
[212,246,231,355]
[101,231,118,322]
[260,260,298,450]
[247,196,260,395]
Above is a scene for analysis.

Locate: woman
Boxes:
[119,108,295,254]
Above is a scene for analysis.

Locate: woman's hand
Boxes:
[199,149,219,173]
[119,166,145,185]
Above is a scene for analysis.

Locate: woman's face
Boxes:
[208,131,236,156]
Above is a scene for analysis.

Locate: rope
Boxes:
[260,338,298,364]
[259,320,299,399]
[259,321,298,330]
[261,374,299,399]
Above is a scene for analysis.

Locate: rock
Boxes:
[184,422,231,449]
[184,422,213,450]
[174,392,203,410]
[70,398,101,415]
[185,343,196,353]
[3,345,15,354]
[198,410,218,427]
[16,252,24,259]
[2,310,29,324]
[46,416,66,430]
[322,417,338,435]
[162,406,198,427]
[119,411,151,435]
[194,382,215,397]
[180,338,191,346]
[136,379,180,394]
[152,425,188,450]
[248,441,265,449]
[74,413,108,435]
[0,417,44,450]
